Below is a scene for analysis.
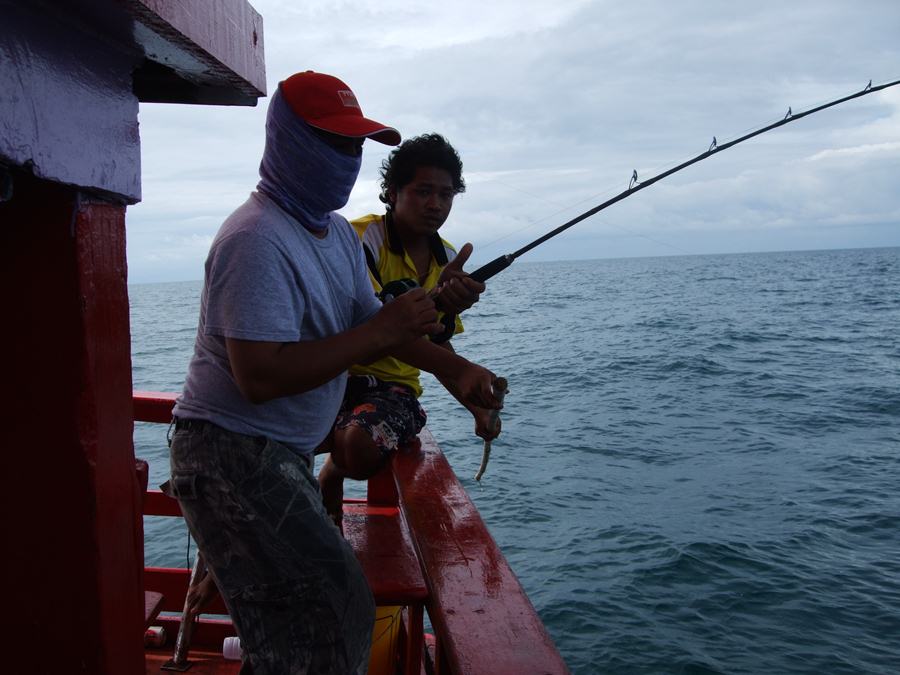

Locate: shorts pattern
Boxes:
[335,376,427,458]
[169,421,374,674]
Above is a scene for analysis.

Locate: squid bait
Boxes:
[475,377,508,481]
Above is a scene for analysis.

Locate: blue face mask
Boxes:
[257,87,362,232]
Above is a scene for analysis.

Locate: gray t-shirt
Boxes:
[174,191,382,454]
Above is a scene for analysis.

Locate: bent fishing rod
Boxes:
[468,77,900,284]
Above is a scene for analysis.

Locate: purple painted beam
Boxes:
[128,0,267,105]
[0,0,265,202]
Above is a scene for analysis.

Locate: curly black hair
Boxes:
[379,133,466,208]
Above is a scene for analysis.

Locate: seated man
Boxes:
[317,133,499,525]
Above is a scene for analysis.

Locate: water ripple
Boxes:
[133,249,900,674]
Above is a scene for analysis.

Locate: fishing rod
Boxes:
[468,77,900,284]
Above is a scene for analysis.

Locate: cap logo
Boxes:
[337,90,360,109]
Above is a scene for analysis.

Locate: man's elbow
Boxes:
[233,372,276,405]
[226,338,283,404]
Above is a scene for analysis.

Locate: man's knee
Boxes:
[332,426,384,480]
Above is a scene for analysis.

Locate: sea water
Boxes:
[132,247,900,674]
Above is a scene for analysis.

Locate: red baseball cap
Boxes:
[280,71,401,146]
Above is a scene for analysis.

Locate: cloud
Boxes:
[806,141,900,162]
[128,0,900,282]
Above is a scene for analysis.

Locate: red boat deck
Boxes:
[6,3,561,672]
[136,391,568,674]
[145,648,241,674]
[143,491,429,673]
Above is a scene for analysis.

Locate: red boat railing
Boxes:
[134,391,569,674]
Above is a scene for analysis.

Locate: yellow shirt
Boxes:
[349,213,464,397]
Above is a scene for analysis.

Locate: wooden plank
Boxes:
[145,567,229,615]
[133,391,177,423]
[144,590,165,627]
[144,489,182,516]
[144,617,237,657]
[393,429,570,675]
[129,0,266,104]
[145,646,240,675]
[148,501,428,609]
[343,503,428,605]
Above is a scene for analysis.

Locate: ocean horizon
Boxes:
[133,245,900,674]
[127,244,897,286]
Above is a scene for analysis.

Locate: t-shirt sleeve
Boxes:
[349,229,383,325]
[204,230,305,342]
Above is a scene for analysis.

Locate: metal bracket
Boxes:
[629,169,639,190]
[161,552,208,671]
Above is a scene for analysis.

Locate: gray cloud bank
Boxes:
[128,0,900,283]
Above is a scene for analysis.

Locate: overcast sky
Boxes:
[128,0,900,283]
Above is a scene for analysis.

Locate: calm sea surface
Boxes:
[132,247,900,675]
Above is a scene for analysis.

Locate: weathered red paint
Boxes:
[141,424,429,673]
[342,501,429,604]
[4,174,144,674]
[77,199,148,673]
[144,626,241,673]
[2,2,265,672]
[145,590,165,627]
[134,390,179,423]
[394,430,571,675]
[145,567,231,615]
[134,392,570,673]
[144,488,185,516]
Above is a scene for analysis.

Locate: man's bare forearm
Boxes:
[227,287,442,403]
[227,322,394,403]
[389,338,467,380]
[391,339,499,411]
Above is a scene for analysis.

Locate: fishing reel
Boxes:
[378,278,420,303]
[378,278,455,344]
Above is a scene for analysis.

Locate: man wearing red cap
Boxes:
[169,72,500,674]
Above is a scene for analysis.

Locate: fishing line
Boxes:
[469,77,900,283]
[475,171,693,257]
[468,86,855,261]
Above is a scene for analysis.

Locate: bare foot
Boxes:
[317,456,345,532]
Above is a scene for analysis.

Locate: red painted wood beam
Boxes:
[134,390,178,422]
[144,489,183,516]
[4,175,145,675]
[393,429,570,675]
[146,567,230,615]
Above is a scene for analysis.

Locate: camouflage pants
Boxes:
[169,419,374,674]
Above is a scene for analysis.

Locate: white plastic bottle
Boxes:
[223,636,242,660]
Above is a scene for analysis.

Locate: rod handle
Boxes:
[470,254,514,283]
